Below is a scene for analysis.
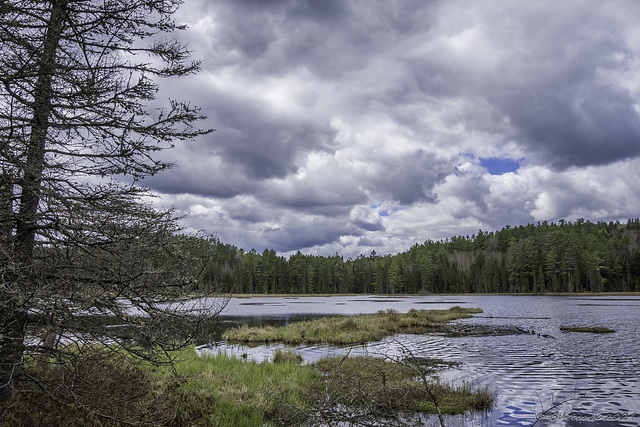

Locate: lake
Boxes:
[198,295,640,426]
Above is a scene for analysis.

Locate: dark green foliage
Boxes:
[1,355,169,426]
[202,219,640,294]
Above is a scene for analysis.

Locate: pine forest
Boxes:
[198,218,640,295]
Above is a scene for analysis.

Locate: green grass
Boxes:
[158,347,320,426]
[314,356,493,417]
[2,348,318,427]
[272,348,303,364]
[560,325,616,333]
[223,306,483,345]
[3,343,493,426]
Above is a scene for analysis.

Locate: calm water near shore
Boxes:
[198,295,640,426]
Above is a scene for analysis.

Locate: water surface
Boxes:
[198,295,640,426]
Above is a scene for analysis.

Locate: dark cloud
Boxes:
[212,0,349,60]
[152,0,640,256]
[503,84,640,169]
[370,150,452,205]
[203,92,337,180]
[231,0,346,20]
[475,3,640,169]
[353,218,384,232]
[262,219,358,253]
[146,158,252,199]
[146,81,338,199]
[200,0,441,79]
[263,190,366,215]
[288,0,348,21]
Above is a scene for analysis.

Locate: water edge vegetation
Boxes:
[2,345,493,426]
[2,307,494,425]
[223,306,483,345]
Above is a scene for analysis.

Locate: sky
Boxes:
[145,0,640,259]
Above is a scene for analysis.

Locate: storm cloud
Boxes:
[146,0,640,258]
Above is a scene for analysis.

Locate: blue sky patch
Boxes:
[379,207,399,217]
[479,157,521,175]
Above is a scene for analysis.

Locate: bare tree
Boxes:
[0,0,219,406]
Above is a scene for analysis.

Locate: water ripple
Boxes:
[200,295,640,426]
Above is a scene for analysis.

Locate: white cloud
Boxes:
[147,0,640,256]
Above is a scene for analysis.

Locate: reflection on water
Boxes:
[198,295,640,426]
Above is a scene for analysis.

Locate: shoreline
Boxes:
[221,291,640,298]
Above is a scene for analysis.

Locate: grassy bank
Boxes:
[3,345,494,426]
[223,306,483,345]
[2,348,318,426]
[3,307,490,425]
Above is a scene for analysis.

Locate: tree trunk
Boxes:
[0,171,12,257]
[14,0,66,263]
[0,302,27,403]
[1,171,24,403]
[1,0,67,403]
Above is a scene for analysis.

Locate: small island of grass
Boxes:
[560,326,616,334]
[223,306,483,345]
[218,306,492,423]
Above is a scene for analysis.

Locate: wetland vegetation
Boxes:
[2,346,493,426]
[2,307,494,426]
[223,306,482,345]
[1,347,316,426]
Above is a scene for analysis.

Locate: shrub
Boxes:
[272,348,303,364]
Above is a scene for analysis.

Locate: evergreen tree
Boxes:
[1,0,216,404]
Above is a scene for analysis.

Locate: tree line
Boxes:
[200,219,640,295]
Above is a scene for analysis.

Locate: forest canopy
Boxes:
[200,219,640,295]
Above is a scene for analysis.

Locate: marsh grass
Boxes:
[2,348,319,427]
[306,355,493,421]
[159,348,319,425]
[3,307,486,425]
[272,348,303,364]
[560,326,616,333]
[223,306,483,345]
[3,345,492,426]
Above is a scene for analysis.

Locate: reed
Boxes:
[4,347,318,427]
[272,348,304,364]
[223,306,483,345]
[312,355,494,417]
